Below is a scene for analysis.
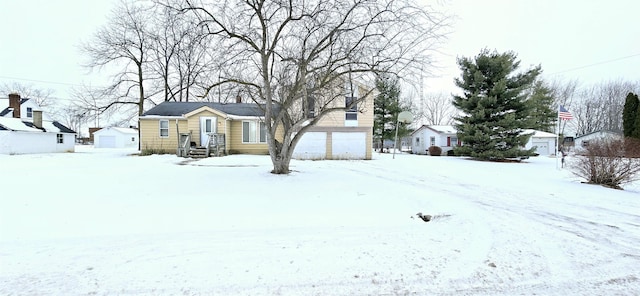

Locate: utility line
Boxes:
[547,53,640,76]
[0,75,86,87]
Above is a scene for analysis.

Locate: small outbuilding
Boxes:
[522,129,557,156]
[93,127,139,148]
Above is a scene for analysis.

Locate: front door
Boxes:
[200,117,217,146]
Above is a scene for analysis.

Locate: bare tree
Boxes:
[420,92,456,125]
[148,4,213,102]
[0,82,55,107]
[80,0,156,116]
[172,0,449,174]
[547,78,580,135]
[573,80,640,136]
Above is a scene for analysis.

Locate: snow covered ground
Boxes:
[1,146,639,295]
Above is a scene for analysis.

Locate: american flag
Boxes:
[559,105,573,120]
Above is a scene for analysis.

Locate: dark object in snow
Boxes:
[416,212,432,222]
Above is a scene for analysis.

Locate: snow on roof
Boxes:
[428,125,457,134]
[523,129,557,138]
[0,117,75,133]
[0,117,42,132]
[95,127,138,135]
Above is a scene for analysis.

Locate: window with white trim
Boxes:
[345,81,358,122]
[345,96,357,121]
[27,107,33,118]
[56,134,63,144]
[159,120,169,137]
[242,121,266,143]
[430,136,436,146]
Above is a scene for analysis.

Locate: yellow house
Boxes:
[138,88,374,159]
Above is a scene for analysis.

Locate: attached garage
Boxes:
[93,127,139,149]
[293,132,327,160]
[293,129,371,160]
[332,132,366,159]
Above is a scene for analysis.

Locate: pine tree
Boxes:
[374,75,405,150]
[452,49,541,160]
[623,92,639,138]
[525,80,556,133]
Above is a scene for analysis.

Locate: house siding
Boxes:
[315,85,374,129]
[228,120,270,154]
[0,131,75,154]
[139,118,187,153]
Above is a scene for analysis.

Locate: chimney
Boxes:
[8,93,20,118]
[235,95,242,103]
[33,110,43,128]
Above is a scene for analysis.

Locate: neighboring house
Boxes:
[411,125,460,155]
[0,94,44,120]
[574,130,623,150]
[0,93,76,154]
[93,127,139,148]
[138,86,374,160]
[522,129,557,156]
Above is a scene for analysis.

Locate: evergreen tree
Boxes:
[525,80,556,133]
[452,49,541,160]
[374,75,407,150]
[623,92,639,138]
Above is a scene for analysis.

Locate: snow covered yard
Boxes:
[1,147,639,295]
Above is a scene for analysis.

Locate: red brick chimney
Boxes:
[8,93,20,118]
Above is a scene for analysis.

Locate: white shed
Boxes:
[522,129,557,156]
[94,127,139,148]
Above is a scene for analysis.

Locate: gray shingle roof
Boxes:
[141,102,267,117]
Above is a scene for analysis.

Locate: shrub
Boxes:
[568,139,640,190]
[624,137,640,158]
[428,146,442,156]
[447,149,456,156]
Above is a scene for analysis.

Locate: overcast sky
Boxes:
[1,0,639,103]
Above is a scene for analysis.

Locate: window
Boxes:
[159,120,169,137]
[345,96,358,121]
[26,107,33,118]
[430,137,436,146]
[56,134,63,144]
[131,137,135,142]
[446,136,459,147]
[306,96,316,118]
[242,121,267,143]
[415,137,420,145]
[345,81,359,121]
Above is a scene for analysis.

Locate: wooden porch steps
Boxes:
[188,147,210,158]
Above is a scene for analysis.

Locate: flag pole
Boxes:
[555,105,560,170]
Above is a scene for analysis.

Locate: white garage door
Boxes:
[293,132,327,160]
[532,142,549,155]
[98,136,117,148]
[332,132,366,159]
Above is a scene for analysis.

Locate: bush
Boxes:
[568,139,640,190]
[447,149,456,156]
[428,146,442,156]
